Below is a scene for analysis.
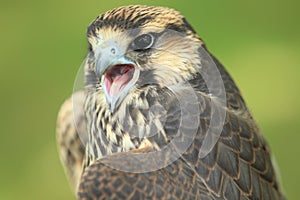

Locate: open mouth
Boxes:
[103,64,136,99]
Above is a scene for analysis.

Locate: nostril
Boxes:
[111,48,116,54]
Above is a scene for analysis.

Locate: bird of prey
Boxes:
[56,5,285,200]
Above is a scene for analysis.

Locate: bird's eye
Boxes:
[131,33,154,51]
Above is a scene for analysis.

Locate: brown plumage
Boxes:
[56,91,87,191]
[57,5,285,199]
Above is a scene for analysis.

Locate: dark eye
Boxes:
[132,33,154,51]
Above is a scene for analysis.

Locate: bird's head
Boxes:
[86,5,204,113]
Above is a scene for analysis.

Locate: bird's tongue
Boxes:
[104,65,135,99]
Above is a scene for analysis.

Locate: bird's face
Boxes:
[86,6,203,113]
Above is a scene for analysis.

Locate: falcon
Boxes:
[56,5,286,199]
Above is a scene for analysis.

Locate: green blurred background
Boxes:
[0,0,299,199]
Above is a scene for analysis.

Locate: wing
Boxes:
[78,148,214,200]
[56,91,87,192]
[177,48,285,199]
[180,95,284,199]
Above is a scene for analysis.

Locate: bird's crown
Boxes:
[87,5,197,38]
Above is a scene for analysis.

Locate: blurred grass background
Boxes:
[0,0,299,199]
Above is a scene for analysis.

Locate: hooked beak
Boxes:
[95,45,140,113]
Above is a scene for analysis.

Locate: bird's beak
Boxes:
[95,44,140,113]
